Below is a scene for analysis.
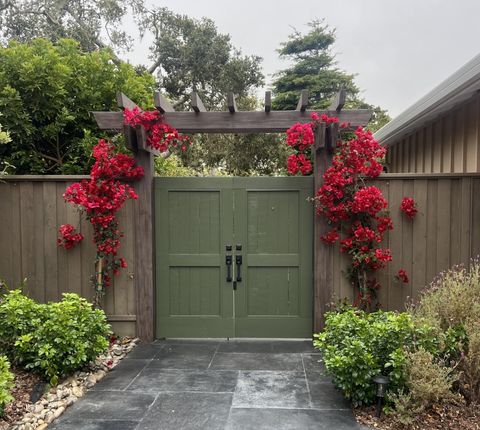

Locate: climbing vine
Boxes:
[286,114,394,309]
[60,140,144,305]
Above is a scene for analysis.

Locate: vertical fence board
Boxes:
[43,182,59,301]
[411,179,428,301]
[401,180,414,305]
[472,179,480,258]
[436,179,452,272]
[11,184,22,286]
[388,179,404,309]
[56,183,68,301]
[0,184,13,286]
[33,183,46,302]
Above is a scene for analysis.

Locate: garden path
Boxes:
[50,340,363,429]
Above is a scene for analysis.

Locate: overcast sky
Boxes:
[123,0,480,117]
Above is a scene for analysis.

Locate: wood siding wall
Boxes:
[333,173,480,310]
[0,177,136,336]
[386,93,480,173]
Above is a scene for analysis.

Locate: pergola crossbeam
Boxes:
[93,109,372,133]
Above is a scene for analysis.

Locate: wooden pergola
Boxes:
[93,90,372,341]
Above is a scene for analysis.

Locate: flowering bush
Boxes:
[400,197,417,219]
[286,115,392,308]
[63,140,143,301]
[57,224,84,250]
[123,107,191,153]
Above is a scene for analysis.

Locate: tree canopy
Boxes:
[0,38,155,174]
[0,0,139,54]
[272,21,390,131]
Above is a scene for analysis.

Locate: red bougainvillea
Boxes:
[62,140,143,302]
[400,197,417,219]
[123,107,191,153]
[395,269,409,284]
[285,115,393,309]
[57,224,84,250]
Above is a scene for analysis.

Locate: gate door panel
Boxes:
[233,177,313,338]
[156,178,234,338]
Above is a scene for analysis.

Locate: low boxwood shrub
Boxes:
[313,306,438,406]
[0,356,14,417]
[0,290,111,385]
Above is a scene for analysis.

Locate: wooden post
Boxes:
[133,125,155,342]
[313,123,334,332]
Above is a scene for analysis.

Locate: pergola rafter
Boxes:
[92,89,372,341]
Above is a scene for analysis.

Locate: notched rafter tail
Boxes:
[227,92,237,113]
[154,91,175,114]
[328,88,346,113]
[191,92,206,113]
[265,91,272,113]
[296,89,309,112]
[116,92,138,111]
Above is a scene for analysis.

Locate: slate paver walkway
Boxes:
[49,340,362,430]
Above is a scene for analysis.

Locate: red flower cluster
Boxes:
[287,154,312,175]
[285,113,342,175]
[396,269,409,284]
[400,197,417,219]
[63,140,143,290]
[57,224,84,250]
[123,107,191,153]
[351,187,388,216]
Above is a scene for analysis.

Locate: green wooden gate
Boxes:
[155,177,313,338]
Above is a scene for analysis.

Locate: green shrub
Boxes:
[0,356,14,417]
[0,290,111,385]
[313,307,437,406]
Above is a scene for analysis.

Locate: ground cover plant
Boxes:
[315,260,480,429]
[0,289,110,385]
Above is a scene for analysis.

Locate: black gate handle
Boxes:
[235,255,242,282]
[226,255,232,282]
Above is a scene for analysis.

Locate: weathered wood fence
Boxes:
[0,176,136,336]
[333,173,480,308]
[1,173,479,336]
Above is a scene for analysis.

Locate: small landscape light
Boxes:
[372,374,389,418]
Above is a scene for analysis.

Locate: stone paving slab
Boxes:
[51,340,363,430]
[226,408,360,430]
[92,359,150,391]
[50,419,139,430]
[137,392,233,430]
[127,368,239,393]
[232,371,310,409]
[210,352,303,371]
